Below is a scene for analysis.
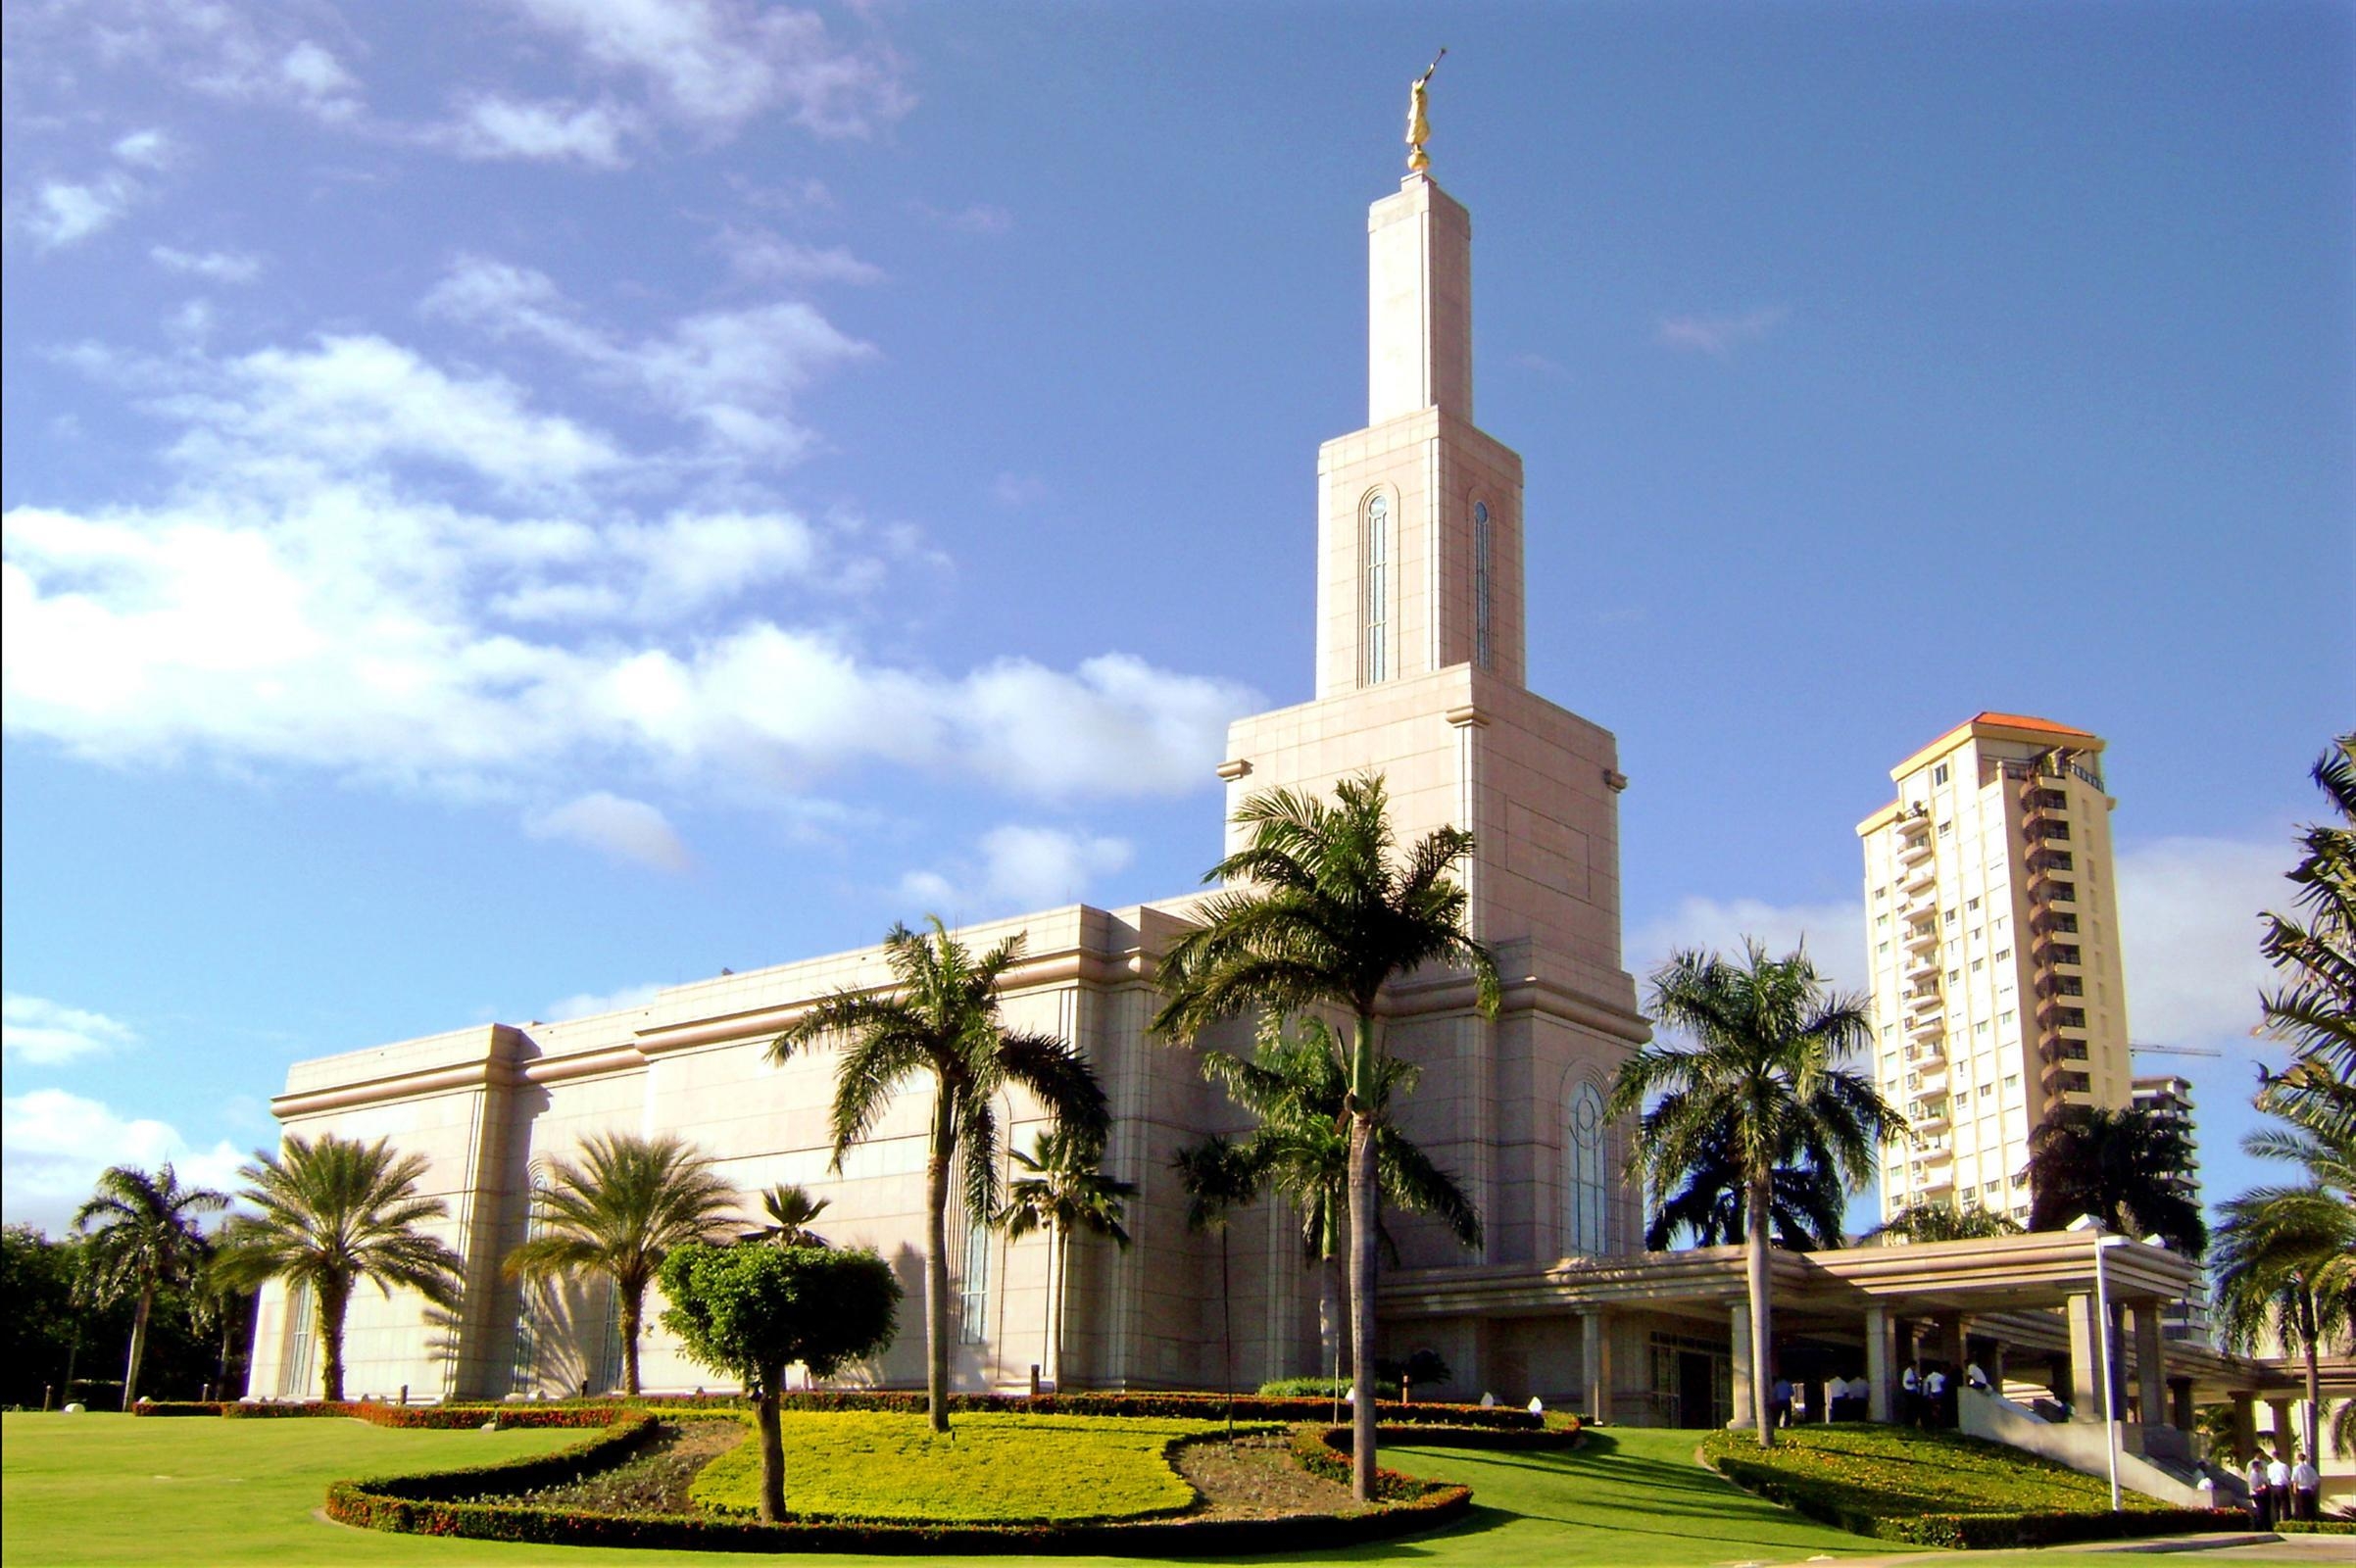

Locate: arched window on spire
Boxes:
[1473,500,1494,670]
[1567,1082,1609,1256]
[1362,493,1391,684]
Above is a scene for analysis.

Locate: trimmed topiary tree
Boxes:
[658,1242,901,1522]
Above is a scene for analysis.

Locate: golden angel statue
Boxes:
[1406,49,1446,172]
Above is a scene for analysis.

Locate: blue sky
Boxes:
[3,1,2349,1240]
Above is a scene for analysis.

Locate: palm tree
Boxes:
[995,1127,1137,1390]
[1171,1134,1259,1434]
[2257,734,2355,1129]
[1606,940,1899,1447]
[744,1184,832,1248]
[73,1164,228,1408]
[1644,1119,1849,1251]
[2213,1096,2356,1463]
[772,916,1109,1433]
[503,1132,737,1396]
[1154,774,1497,1501]
[2024,1104,2207,1254]
[1201,1015,1482,1386]
[1870,1201,2024,1245]
[214,1134,465,1401]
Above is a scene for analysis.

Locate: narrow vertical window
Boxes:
[1362,493,1390,684]
[510,1169,548,1395]
[1472,500,1494,670]
[280,1284,316,1398]
[1568,1083,1608,1255]
[959,1214,990,1345]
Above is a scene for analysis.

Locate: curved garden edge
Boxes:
[316,1407,1580,1555]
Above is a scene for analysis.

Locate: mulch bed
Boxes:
[1170,1430,1371,1520]
[509,1419,747,1515]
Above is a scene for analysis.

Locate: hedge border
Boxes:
[1706,1451,2247,1548]
[319,1410,1513,1554]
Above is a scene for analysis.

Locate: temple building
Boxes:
[245,115,2331,1510]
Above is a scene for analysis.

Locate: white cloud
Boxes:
[439,95,639,169]
[2114,832,2283,1053]
[910,200,1013,236]
[543,981,663,1021]
[2,993,137,1065]
[274,40,362,121]
[151,245,264,283]
[991,472,1051,508]
[423,255,873,460]
[507,0,912,137]
[20,174,139,248]
[525,791,691,872]
[1628,894,1869,1002]
[900,824,1134,915]
[715,226,884,285]
[1657,306,1790,358]
[109,127,172,170]
[159,333,622,491]
[0,1088,245,1235]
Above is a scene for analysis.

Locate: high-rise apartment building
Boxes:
[2132,1074,2212,1340]
[1857,714,2132,1225]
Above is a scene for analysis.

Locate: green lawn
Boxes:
[1700,1423,2168,1520]
[691,1411,1227,1522]
[0,1414,2316,1567]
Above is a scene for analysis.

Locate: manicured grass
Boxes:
[688,1411,1230,1522]
[1699,1422,2168,1517]
[2,1413,2325,1567]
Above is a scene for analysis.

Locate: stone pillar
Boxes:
[2230,1392,2257,1463]
[1987,1339,2008,1390]
[1581,1310,1612,1426]
[2133,1307,2168,1430]
[2066,1291,2105,1423]
[1939,1316,1968,1370]
[1729,1305,1754,1430]
[1865,1304,1895,1423]
[2269,1398,2298,1455]
[2169,1377,2194,1434]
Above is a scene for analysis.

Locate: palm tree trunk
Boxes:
[2301,1290,2323,1462]
[319,1279,351,1402]
[756,1362,787,1521]
[1347,1106,1380,1503]
[1318,1250,1343,1380]
[122,1283,155,1409]
[924,1094,954,1434]
[1221,1225,1235,1441]
[1040,1222,1055,1390]
[619,1282,644,1397]
[1054,1228,1071,1391]
[1746,1168,1775,1449]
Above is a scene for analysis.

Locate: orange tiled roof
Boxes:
[1972,711,2097,739]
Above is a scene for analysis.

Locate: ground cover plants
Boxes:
[1699,1423,2239,1547]
[687,1410,1236,1523]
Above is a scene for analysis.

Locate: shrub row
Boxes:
[2276,1520,2356,1536]
[324,1413,1481,1555]
[1289,1420,1580,1502]
[1709,1453,2243,1548]
[136,1398,638,1430]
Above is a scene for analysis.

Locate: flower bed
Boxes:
[320,1408,1497,1554]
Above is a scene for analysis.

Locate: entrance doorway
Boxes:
[1678,1350,1715,1429]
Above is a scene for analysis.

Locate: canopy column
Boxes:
[1865,1303,1895,1423]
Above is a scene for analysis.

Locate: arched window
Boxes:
[1567,1083,1609,1256]
[958,1214,991,1345]
[1362,493,1390,684]
[279,1283,316,1398]
[1472,500,1494,670]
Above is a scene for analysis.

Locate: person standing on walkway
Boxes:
[2247,1450,2275,1530]
[1770,1376,1792,1431]
[2290,1449,2321,1522]
[1900,1363,1922,1427]
[1924,1364,1949,1429]
[2267,1449,2293,1525]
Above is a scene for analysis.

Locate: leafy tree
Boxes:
[661,1242,901,1522]
[1607,941,1898,1448]
[994,1127,1135,1389]
[2214,1088,2356,1463]
[772,916,1108,1433]
[2256,734,2356,1135]
[2024,1104,2207,1254]
[503,1132,737,1396]
[1157,768,1498,1506]
[73,1164,228,1408]
[214,1134,465,1401]
[1171,1133,1259,1433]
[1870,1201,2024,1245]
[1644,1119,1850,1251]
[744,1184,831,1248]
[2,1225,87,1406]
[1200,1015,1481,1383]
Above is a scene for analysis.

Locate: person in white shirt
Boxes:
[2248,1452,2275,1530]
[1924,1366,1949,1428]
[2268,1451,2294,1527]
[1900,1363,1923,1427]
[2288,1450,2319,1523]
